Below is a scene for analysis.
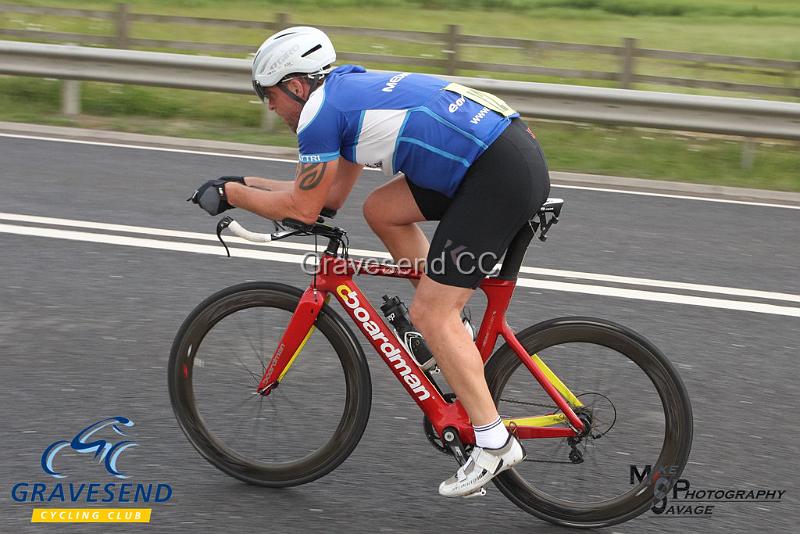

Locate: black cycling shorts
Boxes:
[407,118,550,288]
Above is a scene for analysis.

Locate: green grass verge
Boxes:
[2,76,797,192]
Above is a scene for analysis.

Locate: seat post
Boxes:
[496,222,535,281]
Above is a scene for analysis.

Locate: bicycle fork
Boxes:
[256,287,326,395]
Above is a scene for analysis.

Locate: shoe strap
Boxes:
[471,447,502,474]
[454,457,473,481]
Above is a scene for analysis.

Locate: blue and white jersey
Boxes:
[297,65,519,197]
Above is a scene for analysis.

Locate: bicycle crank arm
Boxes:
[441,427,487,498]
[441,427,469,466]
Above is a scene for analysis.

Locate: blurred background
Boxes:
[1,0,798,191]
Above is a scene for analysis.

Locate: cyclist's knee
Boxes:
[362,190,385,230]
[409,293,454,332]
[409,303,437,338]
[408,300,428,330]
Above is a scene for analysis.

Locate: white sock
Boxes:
[473,417,509,449]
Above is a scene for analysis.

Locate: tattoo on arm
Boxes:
[297,162,328,190]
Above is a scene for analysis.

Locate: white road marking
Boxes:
[513,278,800,318]
[0,132,298,164]
[2,219,799,318]
[2,212,797,304]
[554,184,799,209]
[517,266,800,303]
[2,132,798,209]
[0,222,295,261]
[0,212,338,253]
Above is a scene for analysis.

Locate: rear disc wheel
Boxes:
[485,317,693,528]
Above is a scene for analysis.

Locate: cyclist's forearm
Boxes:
[226,184,318,224]
[243,177,294,192]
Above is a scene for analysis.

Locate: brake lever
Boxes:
[216,216,233,257]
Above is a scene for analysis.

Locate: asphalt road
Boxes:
[0,134,798,533]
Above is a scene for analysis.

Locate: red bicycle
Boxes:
[168,199,693,528]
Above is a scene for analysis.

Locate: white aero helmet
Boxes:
[252,26,336,102]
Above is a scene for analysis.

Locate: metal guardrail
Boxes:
[2,3,799,98]
[1,41,799,141]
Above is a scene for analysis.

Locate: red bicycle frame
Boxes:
[255,253,585,445]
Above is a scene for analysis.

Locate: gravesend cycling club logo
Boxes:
[10,416,174,524]
[42,416,137,479]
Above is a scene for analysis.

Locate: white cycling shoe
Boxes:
[438,434,526,498]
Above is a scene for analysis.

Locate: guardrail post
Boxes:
[262,105,278,132]
[275,13,290,31]
[115,3,130,49]
[444,24,460,76]
[740,138,757,170]
[620,37,637,89]
[787,64,799,98]
[61,80,81,115]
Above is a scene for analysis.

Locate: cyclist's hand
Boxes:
[188,178,241,215]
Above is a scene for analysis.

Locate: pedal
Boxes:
[463,487,487,499]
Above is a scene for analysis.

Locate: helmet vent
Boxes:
[301,44,322,57]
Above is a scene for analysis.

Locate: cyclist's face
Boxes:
[264,79,306,133]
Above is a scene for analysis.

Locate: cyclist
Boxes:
[190,26,551,497]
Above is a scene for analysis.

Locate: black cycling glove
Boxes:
[189,176,244,216]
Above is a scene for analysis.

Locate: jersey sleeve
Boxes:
[297,90,343,164]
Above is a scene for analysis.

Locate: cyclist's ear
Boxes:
[285,78,307,99]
